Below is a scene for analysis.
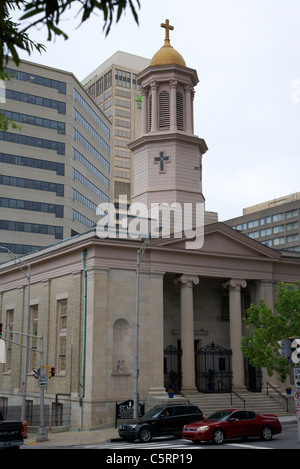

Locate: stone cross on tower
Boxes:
[160,19,174,43]
[154,151,170,172]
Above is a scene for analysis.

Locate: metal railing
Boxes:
[230,389,246,409]
[217,381,246,408]
[266,381,289,412]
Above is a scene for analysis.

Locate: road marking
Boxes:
[226,443,273,449]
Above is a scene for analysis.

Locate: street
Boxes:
[22,423,300,450]
[77,424,299,450]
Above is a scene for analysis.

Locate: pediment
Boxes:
[151,222,281,260]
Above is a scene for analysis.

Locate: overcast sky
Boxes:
[13,0,300,221]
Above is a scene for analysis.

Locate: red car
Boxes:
[182,409,282,445]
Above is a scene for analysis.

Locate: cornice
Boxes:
[128,131,208,155]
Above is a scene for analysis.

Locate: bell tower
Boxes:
[129,19,210,229]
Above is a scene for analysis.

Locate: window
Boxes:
[273,237,285,246]
[273,213,284,222]
[73,129,110,171]
[5,67,66,94]
[287,221,299,231]
[57,299,67,373]
[286,209,298,219]
[261,239,272,247]
[273,225,285,234]
[260,216,271,225]
[248,220,259,228]
[0,218,64,238]
[287,234,299,243]
[115,69,131,88]
[159,91,170,129]
[6,89,66,114]
[0,196,64,218]
[236,223,246,231]
[4,309,14,372]
[72,168,109,202]
[260,228,272,237]
[0,131,65,155]
[176,91,184,130]
[2,110,65,134]
[132,73,140,90]
[248,231,259,239]
[28,305,38,372]
[74,89,110,138]
[104,70,112,90]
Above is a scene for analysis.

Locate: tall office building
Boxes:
[82,51,150,206]
[0,58,111,262]
[224,192,300,253]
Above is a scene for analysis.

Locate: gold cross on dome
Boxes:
[160,19,174,42]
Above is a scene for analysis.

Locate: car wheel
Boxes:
[261,426,273,441]
[212,429,225,445]
[138,427,152,443]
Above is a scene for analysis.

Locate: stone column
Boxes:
[175,274,199,393]
[184,84,193,134]
[223,279,247,391]
[259,280,274,310]
[141,86,148,134]
[150,80,158,132]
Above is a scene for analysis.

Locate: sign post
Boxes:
[293,367,300,447]
[0,339,6,363]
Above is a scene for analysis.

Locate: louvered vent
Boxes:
[176,92,184,130]
[159,91,170,129]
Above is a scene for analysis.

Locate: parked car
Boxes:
[118,403,203,443]
[0,411,27,449]
[182,409,282,445]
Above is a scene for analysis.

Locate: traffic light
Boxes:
[278,337,300,365]
[291,338,300,364]
[48,367,55,379]
[32,368,40,379]
[0,324,2,338]
[278,339,292,362]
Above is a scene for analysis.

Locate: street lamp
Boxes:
[133,227,161,419]
[0,246,30,422]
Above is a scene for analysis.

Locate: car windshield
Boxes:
[206,411,233,421]
[141,407,165,420]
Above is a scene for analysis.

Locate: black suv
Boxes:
[118,403,203,443]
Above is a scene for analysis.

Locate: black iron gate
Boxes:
[196,341,232,393]
[164,344,182,393]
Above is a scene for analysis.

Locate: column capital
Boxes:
[141,85,149,95]
[169,79,178,88]
[150,80,158,89]
[223,278,247,290]
[175,274,199,288]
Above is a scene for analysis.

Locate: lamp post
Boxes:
[133,227,160,419]
[0,247,30,422]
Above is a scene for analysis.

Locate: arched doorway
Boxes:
[196,341,232,393]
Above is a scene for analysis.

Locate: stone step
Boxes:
[182,392,293,417]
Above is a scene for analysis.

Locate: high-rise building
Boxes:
[82,51,150,206]
[0,58,111,261]
[224,192,300,253]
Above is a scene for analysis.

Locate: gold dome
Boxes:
[150,19,186,67]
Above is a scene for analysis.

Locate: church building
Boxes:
[0,20,299,430]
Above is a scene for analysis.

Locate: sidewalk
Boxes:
[24,425,120,447]
[23,416,298,448]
